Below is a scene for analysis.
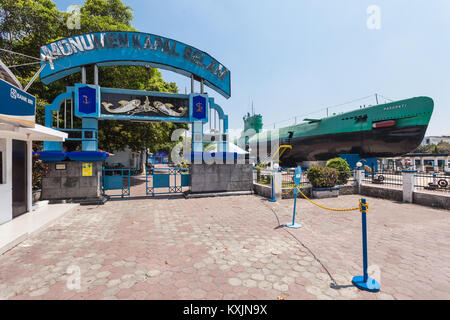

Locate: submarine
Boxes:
[247,96,434,167]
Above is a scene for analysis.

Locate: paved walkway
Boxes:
[0,203,78,255]
[0,195,448,300]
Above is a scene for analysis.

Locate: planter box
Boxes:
[312,186,340,199]
[32,189,41,203]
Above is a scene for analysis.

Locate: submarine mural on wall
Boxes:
[248,96,434,166]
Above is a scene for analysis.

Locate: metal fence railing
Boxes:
[255,166,450,197]
[256,168,355,188]
[256,169,272,185]
[281,169,309,188]
[415,173,450,194]
[346,170,357,185]
[361,170,403,189]
[102,168,131,197]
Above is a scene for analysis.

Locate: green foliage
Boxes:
[257,162,268,169]
[306,166,338,188]
[326,157,351,185]
[1,0,186,156]
[413,142,450,155]
[32,153,49,190]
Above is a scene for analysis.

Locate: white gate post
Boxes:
[356,167,365,194]
[402,170,416,203]
[273,171,282,201]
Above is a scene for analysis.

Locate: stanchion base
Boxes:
[285,223,302,229]
[268,199,277,202]
[351,275,380,292]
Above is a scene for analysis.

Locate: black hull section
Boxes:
[278,125,427,166]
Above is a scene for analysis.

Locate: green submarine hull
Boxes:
[248,96,434,166]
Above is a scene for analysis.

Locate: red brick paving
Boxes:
[0,194,448,300]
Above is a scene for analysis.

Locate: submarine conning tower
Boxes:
[243,112,263,135]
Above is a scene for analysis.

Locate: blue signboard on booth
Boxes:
[294,166,302,185]
[74,84,100,118]
[192,95,207,120]
[0,79,36,127]
[78,86,97,114]
[39,31,231,99]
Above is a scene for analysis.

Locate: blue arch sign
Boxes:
[39,31,231,98]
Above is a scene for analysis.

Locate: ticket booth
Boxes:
[0,61,67,224]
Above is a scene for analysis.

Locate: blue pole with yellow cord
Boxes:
[352,198,380,292]
[285,166,302,228]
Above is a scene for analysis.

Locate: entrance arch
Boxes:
[37,31,232,200]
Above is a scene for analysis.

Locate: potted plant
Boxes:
[326,157,351,185]
[306,166,339,199]
[32,154,49,203]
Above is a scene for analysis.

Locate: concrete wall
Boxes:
[359,185,403,202]
[253,182,355,200]
[340,184,358,195]
[282,186,312,199]
[42,161,102,200]
[413,192,450,210]
[191,164,253,193]
[253,183,312,199]
[253,183,271,198]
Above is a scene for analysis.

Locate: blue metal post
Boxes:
[285,166,302,228]
[361,198,369,282]
[292,192,297,225]
[352,198,380,292]
[122,169,125,198]
[127,169,131,197]
[152,168,155,196]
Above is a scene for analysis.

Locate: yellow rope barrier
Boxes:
[294,186,366,212]
[272,178,368,213]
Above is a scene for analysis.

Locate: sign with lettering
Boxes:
[40,32,231,98]
[82,162,93,176]
[70,85,208,123]
[0,79,36,127]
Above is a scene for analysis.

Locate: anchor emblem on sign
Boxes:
[82,95,89,104]
[196,102,203,113]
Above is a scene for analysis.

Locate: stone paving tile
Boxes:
[0,194,448,300]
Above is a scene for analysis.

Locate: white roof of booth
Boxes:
[20,124,67,141]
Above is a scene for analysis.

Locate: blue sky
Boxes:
[54,0,449,136]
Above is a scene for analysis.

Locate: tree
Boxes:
[412,141,450,154]
[326,157,351,185]
[1,0,188,165]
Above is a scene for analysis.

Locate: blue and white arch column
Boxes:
[209,97,228,153]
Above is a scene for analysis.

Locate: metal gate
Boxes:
[102,168,131,198]
[146,167,190,196]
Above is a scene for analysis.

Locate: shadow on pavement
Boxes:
[261,198,354,290]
